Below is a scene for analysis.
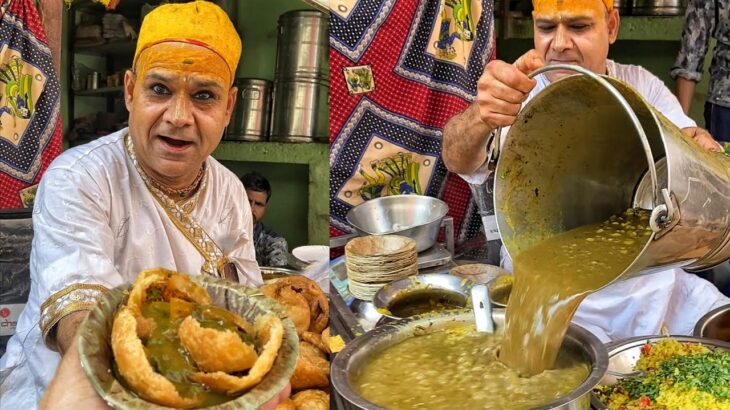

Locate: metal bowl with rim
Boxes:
[77,274,299,410]
[694,303,730,342]
[449,262,508,284]
[331,310,608,410]
[346,195,449,253]
[590,335,730,409]
[372,273,472,321]
[487,274,514,308]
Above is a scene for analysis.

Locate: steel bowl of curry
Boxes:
[331,310,608,410]
[77,268,299,409]
[372,273,471,320]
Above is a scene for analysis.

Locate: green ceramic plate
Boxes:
[77,274,299,409]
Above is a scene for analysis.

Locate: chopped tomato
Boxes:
[641,343,652,355]
[639,396,651,408]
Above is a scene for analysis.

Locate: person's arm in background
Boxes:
[261,226,289,268]
[676,77,698,114]
[442,50,544,175]
[670,0,714,114]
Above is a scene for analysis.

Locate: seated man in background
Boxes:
[241,172,289,267]
[442,0,728,342]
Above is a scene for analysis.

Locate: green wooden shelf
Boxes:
[213,140,329,246]
[75,41,136,56]
[74,86,124,97]
[497,16,685,41]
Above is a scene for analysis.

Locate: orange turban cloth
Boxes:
[533,0,614,14]
[133,1,242,81]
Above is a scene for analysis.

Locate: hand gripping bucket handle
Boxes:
[485,64,671,233]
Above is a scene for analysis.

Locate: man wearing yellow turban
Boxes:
[439,0,730,349]
[0,2,288,409]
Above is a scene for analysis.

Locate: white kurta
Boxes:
[464,60,730,343]
[0,128,261,408]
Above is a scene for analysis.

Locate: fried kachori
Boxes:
[290,341,329,391]
[189,314,285,395]
[178,315,258,373]
[274,399,297,410]
[291,389,330,410]
[110,268,285,408]
[261,276,329,334]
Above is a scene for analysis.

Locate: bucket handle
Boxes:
[487,63,661,209]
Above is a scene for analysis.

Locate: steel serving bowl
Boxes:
[78,274,299,410]
[590,335,730,409]
[372,273,472,320]
[694,303,730,342]
[449,263,509,285]
[346,195,449,253]
[331,310,608,410]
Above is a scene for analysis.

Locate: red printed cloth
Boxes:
[0,0,62,209]
[329,0,495,256]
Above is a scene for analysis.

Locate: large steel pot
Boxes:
[270,10,329,143]
[345,195,449,253]
[693,303,730,342]
[226,78,272,142]
[331,310,608,410]
[489,65,730,290]
[632,0,685,16]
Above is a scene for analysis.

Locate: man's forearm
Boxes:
[442,103,494,175]
[676,77,697,115]
[53,310,89,355]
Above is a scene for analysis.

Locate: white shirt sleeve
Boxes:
[457,126,512,185]
[31,162,124,344]
[608,60,697,129]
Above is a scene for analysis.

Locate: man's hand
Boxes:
[681,127,723,152]
[53,310,89,354]
[475,49,544,130]
[40,330,111,410]
[259,383,292,410]
[41,322,291,410]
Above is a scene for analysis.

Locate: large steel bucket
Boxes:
[490,65,730,286]
[331,310,608,410]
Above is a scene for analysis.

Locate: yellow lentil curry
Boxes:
[387,289,467,318]
[501,209,652,376]
[352,325,590,410]
[135,301,248,406]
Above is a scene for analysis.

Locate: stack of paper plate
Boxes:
[345,235,418,300]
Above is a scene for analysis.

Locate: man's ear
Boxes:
[224,86,238,126]
[607,9,620,44]
[124,70,136,112]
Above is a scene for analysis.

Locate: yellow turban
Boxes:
[533,0,614,14]
[133,1,242,79]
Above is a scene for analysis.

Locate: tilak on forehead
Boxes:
[533,0,613,14]
[132,0,242,85]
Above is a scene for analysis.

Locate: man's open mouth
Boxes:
[160,136,193,148]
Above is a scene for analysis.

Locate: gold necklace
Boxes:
[124,134,206,200]
[146,164,205,199]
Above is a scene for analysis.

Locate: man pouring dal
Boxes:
[0,2,290,408]
[442,0,730,372]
